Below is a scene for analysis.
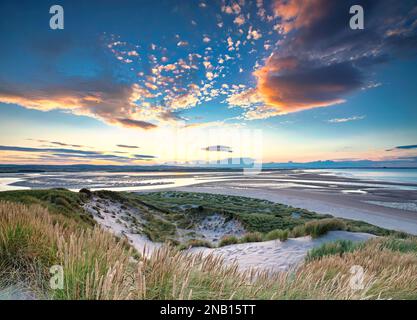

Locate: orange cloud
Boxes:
[273,0,327,34]
[169,93,199,110]
[0,81,158,130]
[252,55,351,114]
[227,54,363,118]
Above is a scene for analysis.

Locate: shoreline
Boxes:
[2,169,417,235]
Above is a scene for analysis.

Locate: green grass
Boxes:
[142,216,177,242]
[1,197,417,300]
[218,235,239,247]
[304,218,347,238]
[375,237,417,254]
[135,191,328,233]
[0,189,408,251]
[241,232,263,243]
[134,191,402,239]
[306,240,363,262]
[265,229,289,241]
[0,189,94,227]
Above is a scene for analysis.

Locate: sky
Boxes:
[0,0,417,166]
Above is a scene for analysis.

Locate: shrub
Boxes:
[219,235,239,247]
[79,188,92,197]
[306,240,362,262]
[265,229,289,241]
[376,237,417,254]
[241,232,263,243]
[186,239,213,248]
[289,225,306,238]
[304,218,346,238]
[52,196,71,208]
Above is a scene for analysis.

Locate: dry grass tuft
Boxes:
[0,201,134,299]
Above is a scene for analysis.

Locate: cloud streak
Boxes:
[117,144,139,149]
[202,145,233,153]
[386,144,417,151]
[0,145,156,163]
[327,115,366,123]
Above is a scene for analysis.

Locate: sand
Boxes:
[189,231,375,273]
[83,196,161,256]
[84,195,375,272]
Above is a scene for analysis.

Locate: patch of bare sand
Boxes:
[189,231,375,273]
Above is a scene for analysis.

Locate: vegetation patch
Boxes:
[1,199,417,300]
[306,240,363,262]
[218,235,240,247]
[265,229,289,242]
[0,189,94,227]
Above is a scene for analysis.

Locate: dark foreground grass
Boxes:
[306,240,363,262]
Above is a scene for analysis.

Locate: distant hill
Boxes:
[1,157,416,173]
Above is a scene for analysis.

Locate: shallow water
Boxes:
[1,168,416,192]
[308,168,417,184]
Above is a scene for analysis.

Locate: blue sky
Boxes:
[0,0,417,165]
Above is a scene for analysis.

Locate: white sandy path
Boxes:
[189,231,375,273]
[83,197,161,256]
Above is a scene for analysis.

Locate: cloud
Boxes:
[117,144,139,149]
[202,145,233,153]
[0,77,159,130]
[115,118,157,130]
[327,115,366,123]
[232,0,417,119]
[29,139,85,148]
[133,154,156,159]
[253,57,363,114]
[234,15,245,26]
[0,145,99,155]
[227,88,263,108]
[169,93,199,110]
[0,145,155,162]
[386,144,417,151]
[177,41,189,47]
[396,145,417,150]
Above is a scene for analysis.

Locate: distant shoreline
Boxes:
[1,164,417,174]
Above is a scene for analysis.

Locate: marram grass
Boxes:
[1,201,416,300]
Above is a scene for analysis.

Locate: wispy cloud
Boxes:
[202,145,233,153]
[386,144,417,151]
[327,116,366,123]
[133,154,156,159]
[115,118,157,130]
[0,145,155,163]
[28,139,85,148]
[117,144,139,149]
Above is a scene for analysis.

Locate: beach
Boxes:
[2,169,417,235]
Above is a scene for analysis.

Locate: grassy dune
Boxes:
[1,190,417,299]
